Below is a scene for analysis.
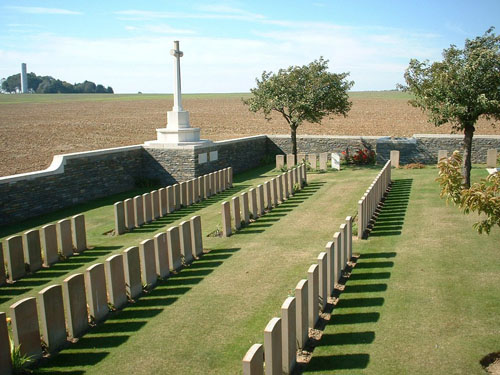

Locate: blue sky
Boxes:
[1,0,499,93]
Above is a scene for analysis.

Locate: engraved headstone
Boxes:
[159,188,167,216]
[10,297,42,359]
[167,185,175,213]
[317,252,328,311]
[123,246,142,300]
[154,232,170,278]
[0,312,13,373]
[295,279,309,349]
[242,343,264,375]
[438,150,448,163]
[114,202,126,235]
[85,263,108,321]
[307,264,319,328]
[23,229,42,272]
[264,317,282,375]
[249,188,258,219]
[276,155,285,169]
[487,149,498,168]
[222,201,232,237]
[41,224,59,266]
[72,214,87,252]
[6,235,25,281]
[390,150,400,168]
[257,184,265,216]
[167,226,182,270]
[105,254,127,309]
[173,183,181,210]
[264,181,272,210]
[57,219,73,257]
[139,239,157,287]
[38,284,66,353]
[62,273,88,339]
[143,193,153,223]
[241,192,250,224]
[281,297,296,374]
[0,244,5,285]
[151,190,160,219]
[286,154,295,167]
[231,196,241,230]
[331,152,341,171]
[134,195,145,226]
[308,154,317,170]
[124,198,135,230]
[319,152,327,171]
[190,216,203,258]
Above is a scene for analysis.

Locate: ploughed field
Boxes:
[1,91,499,177]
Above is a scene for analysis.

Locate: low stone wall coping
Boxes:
[0,145,143,184]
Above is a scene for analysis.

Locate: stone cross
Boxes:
[170,41,184,112]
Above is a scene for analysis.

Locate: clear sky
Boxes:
[1,0,499,93]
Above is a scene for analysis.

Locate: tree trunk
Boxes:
[291,125,297,161]
[462,123,475,188]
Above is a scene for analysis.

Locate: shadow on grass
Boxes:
[302,251,397,374]
[234,181,326,236]
[33,247,240,374]
[368,179,413,238]
[0,246,121,305]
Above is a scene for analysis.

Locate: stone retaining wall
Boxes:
[1,134,498,227]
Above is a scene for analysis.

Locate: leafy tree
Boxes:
[400,27,500,187]
[437,151,499,234]
[2,73,21,93]
[244,57,354,159]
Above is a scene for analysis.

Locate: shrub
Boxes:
[342,147,376,165]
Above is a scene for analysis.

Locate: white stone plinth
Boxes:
[167,110,190,129]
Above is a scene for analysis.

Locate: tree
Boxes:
[437,151,499,234]
[244,57,354,159]
[400,27,500,188]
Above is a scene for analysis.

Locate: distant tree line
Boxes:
[1,72,114,94]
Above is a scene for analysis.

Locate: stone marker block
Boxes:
[154,232,170,278]
[281,297,296,374]
[105,254,127,309]
[308,264,319,328]
[331,152,341,171]
[283,173,289,199]
[139,239,157,287]
[159,188,167,217]
[41,224,59,267]
[167,226,182,270]
[122,247,142,300]
[72,214,87,252]
[286,154,295,167]
[325,241,335,297]
[335,230,344,271]
[241,192,250,224]
[390,150,400,168]
[173,183,181,210]
[242,343,264,375]
[57,219,73,257]
[193,177,199,203]
[10,297,42,359]
[271,178,278,207]
[231,196,242,230]
[334,232,342,283]
[0,312,13,374]
[124,198,135,230]
[114,201,126,236]
[221,169,227,191]
[341,223,348,267]
[264,181,272,210]
[487,149,498,168]
[203,175,210,198]
[85,263,108,321]
[317,252,328,311]
[277,175,284,203]
[180,182,188,207]
[134,195,145,227]
[6,235,25,281]
[143,193,153,223]
[62,273,88,339]
[438,150,448,163]
[264,317,282,375]
[215,170,220,193]
[190,216,203,258]
[276,155,285,169]
[249,188,258,219]
[209,173,215,195]
[198,176,204,202]
[179,221,194,264]
[114,202,126,236]
[228,167,233,187]
[319,152,328,171]
[297,153,306,164]
[222,201,232,237]
[0,244,5,286]
[292,168,298,187]
[187,180,194,206]
[346,216,353,261]
[23,229,42,272]
[151,190,160,219]
[287,171,294,195]
[257,184,265,215]
[295,279,309,349]
[38,284,66,352]
[308,153,317,169]
[167,185,174,213]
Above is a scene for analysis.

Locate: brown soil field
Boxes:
[0,93,499,177]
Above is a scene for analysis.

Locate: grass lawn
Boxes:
[0,164,498,374]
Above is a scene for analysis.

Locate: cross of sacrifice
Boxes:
[170,41,184,112]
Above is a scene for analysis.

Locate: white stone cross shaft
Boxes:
[170,40,184,112]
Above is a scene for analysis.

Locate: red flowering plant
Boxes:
[342,147,376,165]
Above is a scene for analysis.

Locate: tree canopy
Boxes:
[244,57,354,157]
[400,27,500,187]
[1,72,113,94]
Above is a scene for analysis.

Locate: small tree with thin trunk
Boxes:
[244,57,354,160]
[400,27,500,187]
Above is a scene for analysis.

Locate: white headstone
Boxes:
[331,153,341,171]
